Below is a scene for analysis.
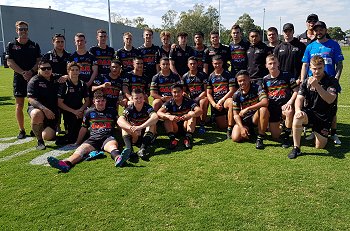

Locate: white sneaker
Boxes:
[305,132,315,140]
[331,134,341,145]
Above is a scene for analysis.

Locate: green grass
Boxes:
[1,49,350,230]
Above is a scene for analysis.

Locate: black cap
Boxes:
[283,23,294,31]
[306,14,319,22]
[313,21,327,29]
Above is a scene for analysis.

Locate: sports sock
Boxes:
[122,135,132,149]
[331,129,337,136]
[110,149,120,160]
[32,123,44,141]
[141,131,153,149]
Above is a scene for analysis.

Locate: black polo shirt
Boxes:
[42,49,71,76]
[169,45,195,76]
[246,41,270,80]
[57,79,89,110]
[204,44,231,74]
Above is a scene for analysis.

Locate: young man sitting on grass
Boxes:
[157,84,202,150]
[47,90,128,172]
[288,55,340,159]
[117,89,158,162]
[231,70,269,149]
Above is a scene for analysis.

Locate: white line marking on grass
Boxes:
[30,145,76,166]
[0,137,34,152]
[0,147,36,162]
[0,137,17,141]
[338,105,350,108]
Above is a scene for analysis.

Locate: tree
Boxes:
[235,13,260,38]
[328,27,346,41]
[110,13,132,26]
[161,10,178,42]
[133,17,149,29]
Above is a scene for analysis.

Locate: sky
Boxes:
[1,0,349,35]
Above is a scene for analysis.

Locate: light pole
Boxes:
[218,0,221,39]
[107,0,113,47]
[262,8,265,43]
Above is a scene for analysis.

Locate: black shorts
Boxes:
[212,106,228,118]
[27,106,58,130]
[242,114,255,130]
[268,104,282,123]
[303,109,331,138]
[13,74,28,97]
[84,136,115,150]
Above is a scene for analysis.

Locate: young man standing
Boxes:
[232,70,269,149]
[151,57,181,111]
[116,32,140,73]
[69,33,98,87]
[27,61,57,150]
[47,90,127,172]
[203,31,231,75]
[169,32,195,77]
[266,27,281,53]
[263,55,298,148]
[288,56,340,159]
[207,55,236,138]
[159,31,171,59]
[117,89,159,161]
[229,24,250,76]
[138,28,160,85]
[192,31,207,72]
[6,21,41,139]
[298,14,318,45]
[181,57,209,134]
[157,84,202,150]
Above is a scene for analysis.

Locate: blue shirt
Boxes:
[302,39,344,77]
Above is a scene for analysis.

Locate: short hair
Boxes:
[267,27,278,34]
[132,88,144,95]
[266,54,278,61]
[75,33,85,39]
[38,60,51,67]
[111,59,122,66]
[235,70,250,78]
[15,21,29,28]
[249,29,261,35]
[177,32,188,37]
[231,24,241,32]
[188,56,197,62]
[171,83,184,90]
[93,90,105,99]
[67,61,81,71]
[310,55,325,66]
[52,33,65,41]
[97,29,107,34]
[210,30,219,36]
[212,55,222,61]
[160,31,171,38]
[160,57,170,62]
[194,31,204,37]
[123,32,132,37]
[143,28,153,35]
[133,56,143,62]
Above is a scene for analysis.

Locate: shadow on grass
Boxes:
[0,96,14,105]
[298,122,350,159]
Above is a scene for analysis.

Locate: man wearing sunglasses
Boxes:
[6,21,41,139]
[27,61,58,150]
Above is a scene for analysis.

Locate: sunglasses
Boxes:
[18,28,28,31]
[40,67,52,71]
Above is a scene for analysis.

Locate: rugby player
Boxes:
[229,24,250,76]
[192,31,207,72]
[47,90,127,172]
[157,84,202,150]
[232,70,269,149]
[115,32,140,73]
[6,21,41,139]
[207,55,236,138]
[266,27,281,53]
[117,89,159,161]
[288,55,340,159]
[159,31,171,59]
[298,14,318,45]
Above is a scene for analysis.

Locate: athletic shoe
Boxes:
[281,137,290,149]
[331,134,341,145]
[36,140,46,150]
[288,147,301,159]
[198,126,206,135]
[17,130,26,139]
[128,152,139,163]
[183,137,192,149]
[169,139,178,150]
[115,148,131,167]
[85,150,105,161]
[137,148,149,161]
[255,137,264,150]
[30,130,35,137]
[47,156,70,172]
[226,128,232,140]
[305,132,315,141]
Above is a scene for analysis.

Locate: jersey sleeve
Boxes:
[169,48,176,61]
[57,82,67,99]
[301,44,311,63]
[82,110,91,128]
[146,104,155,116]
[161,100,171,111]
[257,85,267,101]
[27,78,38,99]
[298,79,308,96]
[150,74,159,92]
[332,42,344,63]
[5,42,13,59]
[82,82,90,98]
[35,43,42,59]
[232,92,241,111]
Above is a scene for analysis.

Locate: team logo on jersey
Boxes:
[96,51,101,56]
[90,112,97,118]
[240,96,245,102]
[12,45,21,50]
[159,78,164,84]
[121,53,126,58]
[266,81,271,87]
[74,58,79,62]
[132,77,136,82]
[133,113,137,118]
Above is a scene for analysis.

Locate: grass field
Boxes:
[1,49,350,230]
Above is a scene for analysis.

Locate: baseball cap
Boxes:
[283,23,294,31]
[313,21,327,29]
[306,14,319,22]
